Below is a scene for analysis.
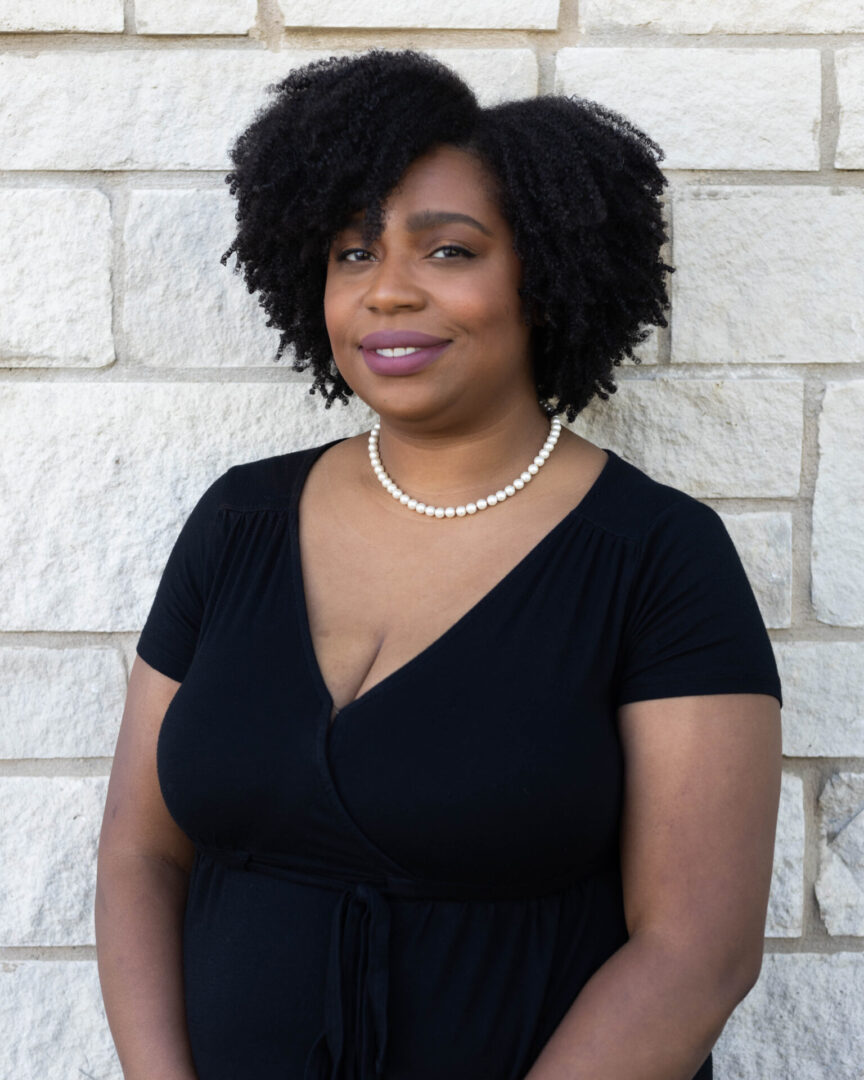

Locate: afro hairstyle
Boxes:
[222,48,674,421]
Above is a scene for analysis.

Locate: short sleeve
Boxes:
[135,471,230,682]
[614,497,783,709]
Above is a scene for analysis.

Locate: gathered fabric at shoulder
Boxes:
[614,495,782,709]
[136,468,235,682]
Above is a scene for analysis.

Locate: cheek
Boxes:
[479,254,525,325]
[446,266,523,332]
[323,278,349,343]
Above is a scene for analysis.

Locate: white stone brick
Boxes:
[555,49,820,171]
[0,383,371,632]
[426,49,538,107]
[573,378,803,498]
[0,189,113,368]
[773,643,864,758]
[0,961,121,1080]
[0,0,123,31]
[276,0,558,28]
[837,49,864,168]
[672,188,864,365]
[816,772,864,936]
[0,647,126,759]
[124,189,281,367]
[718,513,792,629]
[765,773,804,937]
[0,50,536,171]
[0,777,107,945]
[714,953,864,1078]
[136,0,257,34]
[812,382,864,626]
[579,0,864,34]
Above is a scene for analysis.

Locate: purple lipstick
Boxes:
[360,330,451,376]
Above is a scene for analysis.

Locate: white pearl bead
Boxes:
[367,413,562,520]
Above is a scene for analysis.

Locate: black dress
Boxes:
[136,438,782,1080]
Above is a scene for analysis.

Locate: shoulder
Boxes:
[581,448,723,548]
[202,438,347,511]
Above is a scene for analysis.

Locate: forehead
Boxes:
[344,145,504,232]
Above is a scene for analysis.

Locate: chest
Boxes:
[297,495,569,718]
[160,474,633,879]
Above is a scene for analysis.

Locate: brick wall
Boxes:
[1,1,862,1076]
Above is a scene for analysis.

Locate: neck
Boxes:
[365,402,554,507]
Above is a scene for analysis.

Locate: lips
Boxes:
[360,330,450,349]
[360,338,451,377]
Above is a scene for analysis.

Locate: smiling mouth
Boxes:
[370,346,429,357]
[360,340,451,376]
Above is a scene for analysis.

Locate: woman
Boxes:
[95,49,783,1080]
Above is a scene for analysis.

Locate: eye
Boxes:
[430,245,475,259]
[335,248,374,263]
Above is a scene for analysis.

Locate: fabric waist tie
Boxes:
[197,845,618,1080]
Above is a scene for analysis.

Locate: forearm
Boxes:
[523,929,756,1080]
[95,852,198,1080]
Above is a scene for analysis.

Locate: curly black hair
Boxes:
[222,48,673,422]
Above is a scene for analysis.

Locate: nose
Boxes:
[362,252,425,313]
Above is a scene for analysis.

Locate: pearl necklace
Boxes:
[367,415,563,519]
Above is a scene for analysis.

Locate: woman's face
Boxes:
[324,144,536,427]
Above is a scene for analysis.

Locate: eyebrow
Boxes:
[405,210,493,236]
[344,209,493,237]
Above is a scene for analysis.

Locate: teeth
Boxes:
[373,346,424,357]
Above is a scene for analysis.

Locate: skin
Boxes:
[95,143,781,1080]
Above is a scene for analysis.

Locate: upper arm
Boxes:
[98,654,195,874]
[99,470,231,872]
[616,692,782,989]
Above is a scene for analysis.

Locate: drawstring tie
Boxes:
[198,845,612,1080]
[304,882,391,1080]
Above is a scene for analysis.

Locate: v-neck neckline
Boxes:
[289,437,618,734]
